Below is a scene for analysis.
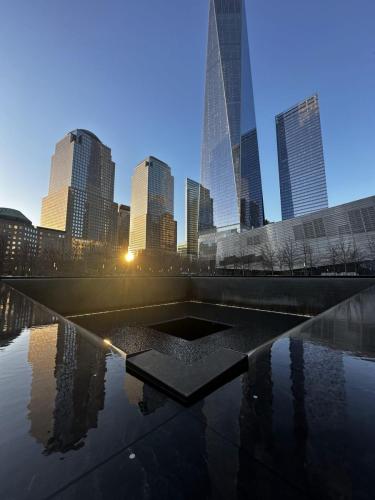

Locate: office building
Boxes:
[0,208,66,274]
[185,178,213,257]
[116,204,130,250]
[41,129,117,244]
[201,0,264,231]
[177,242,188,256]
[129,157,177,254]
[276,95,329,220]
[0,208,38,274]
[199,196,375,272]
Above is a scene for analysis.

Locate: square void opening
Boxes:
[149,316,231,341]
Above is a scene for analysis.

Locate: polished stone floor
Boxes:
[1,282,375,499]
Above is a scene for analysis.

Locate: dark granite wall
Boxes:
[3,277,191,316]
[3,276,375,317]
[191,277,375,315]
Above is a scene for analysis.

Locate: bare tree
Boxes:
[260,241,276,275]
[275,245,284,273]
[299,238,315,275]
[351,239,363,275]
[327,243,339,273]
[282,238,297,276]
[337,237,353,274]
[367,236,375,262]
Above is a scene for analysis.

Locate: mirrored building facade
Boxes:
[129,157,177,254]
[116,204,130,250]
[201,0,264,231]
[185,178,214,257]
[41,129,117,244]
[276,95,329,220]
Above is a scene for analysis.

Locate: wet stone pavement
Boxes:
[1,282,375,499]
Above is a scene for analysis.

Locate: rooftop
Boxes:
[0,207,32,225]
[69,129,102,143]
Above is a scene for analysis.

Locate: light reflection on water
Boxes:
[1,282,375,499]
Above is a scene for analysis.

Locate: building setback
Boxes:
[129,157,177,254]
[41,129,117,244]
[276,95,329,220]
[201,0,264,231]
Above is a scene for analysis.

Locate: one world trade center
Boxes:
[201,0,264,230]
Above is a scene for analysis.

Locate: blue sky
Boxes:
[0,0,374,243]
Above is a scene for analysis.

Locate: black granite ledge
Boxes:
[127,348,248,404]
[2,280,375,499]
[72,301,306,363]
[5,275,375,316]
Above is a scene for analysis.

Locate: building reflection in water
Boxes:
[27,317,170,455]
[27,324,59,447]
[301,293,375,356]
[289,337,308,472]
[235,332,348,496]
[1,285,35,346]
[237,349,273,497]
[0,284,57,347]
[27,322,106,454]
[124,373,168,416]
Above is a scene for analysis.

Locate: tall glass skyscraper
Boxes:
[129,157,177,254]
[41,129,117,243]
[276,94,329,220]
[185,178,213,256]
[201,0,264,231]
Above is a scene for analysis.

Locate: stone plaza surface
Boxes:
[1,277,375,498]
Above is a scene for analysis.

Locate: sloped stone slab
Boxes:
[127,348,248,404]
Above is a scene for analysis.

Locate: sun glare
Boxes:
[124,251,135,263]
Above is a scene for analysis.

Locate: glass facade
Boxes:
[276,95,329,220]
[41,129,117,244]
[185,178,214,256]
[116,204,130,250]
[199,196,375,271]
[201,0,264,231]
[129,157,177,253]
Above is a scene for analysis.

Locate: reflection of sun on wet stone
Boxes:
[129,453,136,460]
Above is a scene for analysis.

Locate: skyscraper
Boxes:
[129,157,177,254]
[276,94,329,220]
[185,178,213,256]
[116,204,130,250]
[41,129,117,244]
[201,0,264,231]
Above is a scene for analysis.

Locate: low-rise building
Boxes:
[199,196,375,273]
[0,208,66,275]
